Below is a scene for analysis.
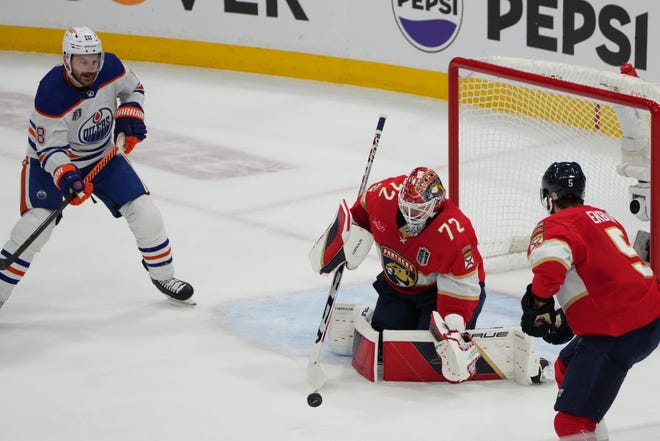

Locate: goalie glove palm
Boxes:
[430,311,480,383]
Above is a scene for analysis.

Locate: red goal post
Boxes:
[447,56,660,272]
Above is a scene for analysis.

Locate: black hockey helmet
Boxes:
[540,161,586,210]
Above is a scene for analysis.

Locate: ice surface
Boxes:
[0,51,657,441]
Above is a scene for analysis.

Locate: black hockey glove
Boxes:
[543,308,574,345]
[520,284,555,337]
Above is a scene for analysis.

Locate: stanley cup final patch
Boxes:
[417,247,431,266]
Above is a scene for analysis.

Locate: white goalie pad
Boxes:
[327,303,372,356]
[511,328,544,385]
[309,200,373,274]
[350,308,547,384]
[470,327,547,385]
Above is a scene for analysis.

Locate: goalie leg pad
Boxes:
[327,303,372,356]
[351,305,378,382]
[513,328,548,385]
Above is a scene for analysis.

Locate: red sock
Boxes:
[555,412,597,438]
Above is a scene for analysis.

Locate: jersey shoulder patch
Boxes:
[528,220,546,255]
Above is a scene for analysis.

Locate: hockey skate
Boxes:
[142,260,195,305]
[151,277,194,303]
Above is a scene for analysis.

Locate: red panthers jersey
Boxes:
[528,205,660,336]
[350,175,485,323]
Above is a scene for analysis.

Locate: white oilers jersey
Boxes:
[27,52,144,176]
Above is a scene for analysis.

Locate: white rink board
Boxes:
[1,1,659,78]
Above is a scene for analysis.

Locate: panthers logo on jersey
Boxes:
[381,246,418,288]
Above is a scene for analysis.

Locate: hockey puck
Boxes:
[307,392,322,407]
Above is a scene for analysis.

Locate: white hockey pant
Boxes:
[119,195,174,280]
[0,208,56,305]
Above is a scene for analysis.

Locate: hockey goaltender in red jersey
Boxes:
[311,167,487,383]
[520,161,660,440]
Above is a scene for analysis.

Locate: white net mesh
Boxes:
[453,57,660,271]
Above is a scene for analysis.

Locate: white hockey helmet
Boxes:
[62,26,104,76]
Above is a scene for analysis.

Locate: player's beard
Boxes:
[75,71,96,87]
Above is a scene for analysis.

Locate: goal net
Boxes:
[447,56,660,272]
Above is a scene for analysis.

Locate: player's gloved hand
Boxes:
[430,312,479,383]
[53,164,93,206]
[520,284,556,337]
[114,102,146,154]
[543,308,573,345]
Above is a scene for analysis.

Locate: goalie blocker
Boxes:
[327,303,548,385]
[309,199,373,274]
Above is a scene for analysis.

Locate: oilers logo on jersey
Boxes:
[78,107,113,144]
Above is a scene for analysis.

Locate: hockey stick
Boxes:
[306,115,386,404]
[0,134,125,271]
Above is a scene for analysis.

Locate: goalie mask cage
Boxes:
[448,56,660,272]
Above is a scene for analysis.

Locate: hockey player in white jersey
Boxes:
[0,27,194,305]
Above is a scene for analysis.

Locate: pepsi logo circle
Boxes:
[392,0,463,53]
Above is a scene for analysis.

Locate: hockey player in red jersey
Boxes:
[520,161,660,440]
[349,167,486,335]
[311,166,487,382]
[0,27,194,306]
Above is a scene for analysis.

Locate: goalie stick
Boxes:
[0,134,125,271]
[307,115,386,398]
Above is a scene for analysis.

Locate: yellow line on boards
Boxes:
[0,25,447,100]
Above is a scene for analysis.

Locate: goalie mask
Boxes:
[62,26,104,85]
[540,161,586,213]
[398,167,446,236]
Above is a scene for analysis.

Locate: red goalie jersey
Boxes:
[350,175,485,322]
[528,205,660,336]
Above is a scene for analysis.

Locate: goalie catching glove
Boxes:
[430,311,480,383]
[520,284,573,345]
[309,199,373,274]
